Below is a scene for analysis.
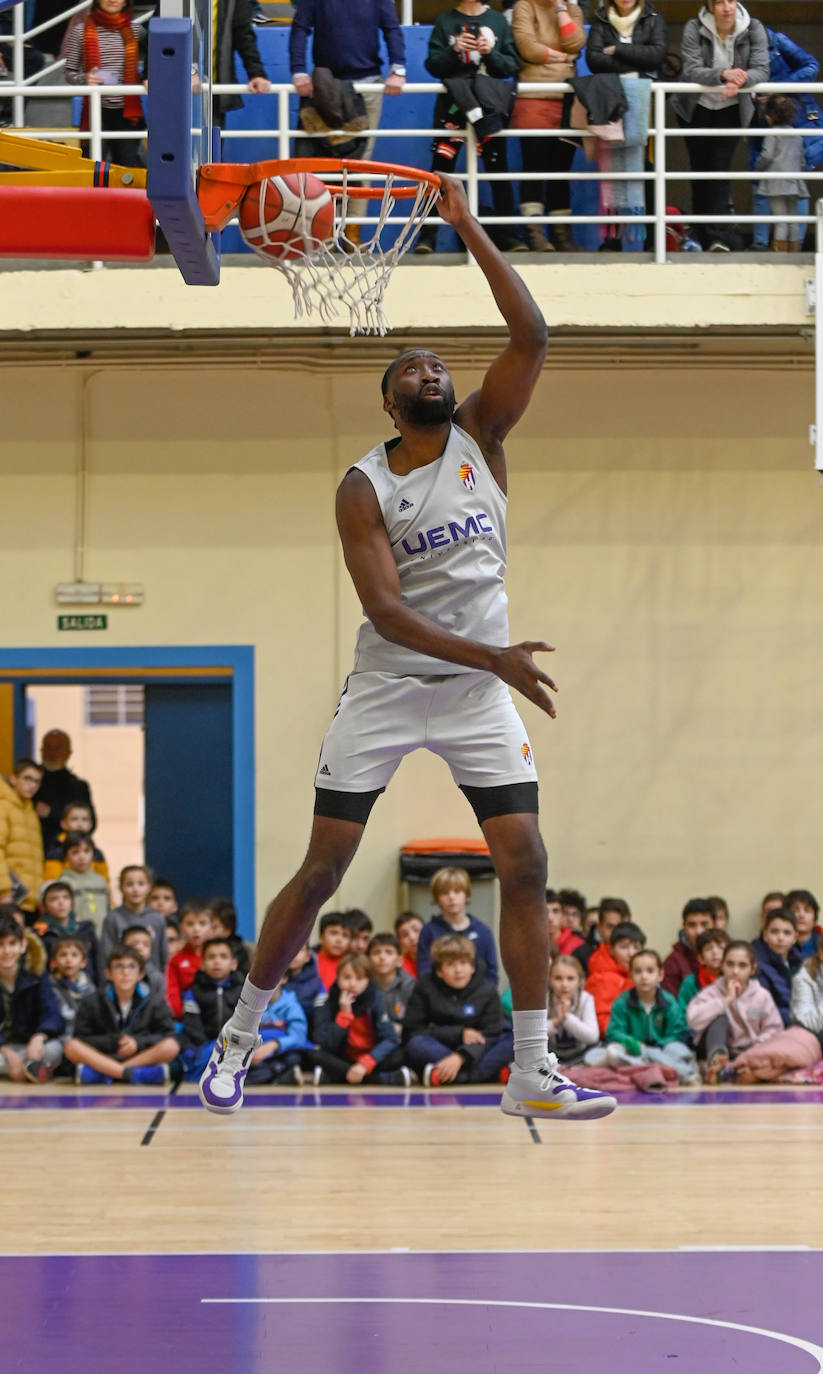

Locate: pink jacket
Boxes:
[686,976,783,1054]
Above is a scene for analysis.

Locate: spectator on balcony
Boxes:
[755,94,808,252]
[416,0,524,254]
[211,0,271,129]
[509,0,585,252]
[672,0,768,252]
[63,0,148,168]
[586,0,667,251]
[749,28,823,252]
[289,0,406,161]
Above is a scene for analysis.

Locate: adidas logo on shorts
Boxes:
[319,764,331,776]
[398,498,414,512]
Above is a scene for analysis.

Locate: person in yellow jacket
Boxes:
[0,759,46,914]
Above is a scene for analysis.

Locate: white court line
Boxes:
[198,1296,823,1369]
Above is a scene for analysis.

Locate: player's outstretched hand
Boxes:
[492,641,558,718]
[436,175,471,229]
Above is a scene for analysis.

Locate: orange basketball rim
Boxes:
[197,158,441,234]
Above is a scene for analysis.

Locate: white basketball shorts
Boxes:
[314,670,538,794]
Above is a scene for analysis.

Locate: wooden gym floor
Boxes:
[5,1084,823,1371]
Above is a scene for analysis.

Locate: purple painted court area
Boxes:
[10,1251,823,1373]
[4,1086,823,1109]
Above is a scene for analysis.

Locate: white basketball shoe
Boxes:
[502,1054,617,1121]
[198,1023,261,1115]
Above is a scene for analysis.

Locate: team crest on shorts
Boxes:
[521,742,533,766]
[458,461,476,492]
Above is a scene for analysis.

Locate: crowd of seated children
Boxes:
[59,832,110,933]
[403,934,512,1086]
[65,943,179,1085]
[33,878,99,984]
[0,908,64,1082]
[100,865,169,972]
[43,801,110,891]
[586,949,699,1085]
[166,902,213,1018]
[416,867,498,984]
[7,864,823,1094]
[312,951,408,1086]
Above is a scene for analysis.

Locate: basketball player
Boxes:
[200,177,616,1122]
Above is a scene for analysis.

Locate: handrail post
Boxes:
[12,0,24,127]
[89,87,103,162]
[278,87,290,159]
[653,83,666,264]
[465,125,479,219]
[815,199,823,474]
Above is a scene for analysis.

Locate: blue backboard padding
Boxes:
[147,16,220,283]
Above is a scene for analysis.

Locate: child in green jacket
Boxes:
[604,950,699,1085]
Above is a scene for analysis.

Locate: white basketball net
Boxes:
[246,167,441,336]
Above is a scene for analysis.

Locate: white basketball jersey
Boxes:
[350,423,509,676]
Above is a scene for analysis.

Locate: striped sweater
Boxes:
[64,16,145,109]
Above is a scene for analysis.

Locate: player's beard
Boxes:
[395,384,455,428]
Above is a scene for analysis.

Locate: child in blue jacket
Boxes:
[246,981,312,1085]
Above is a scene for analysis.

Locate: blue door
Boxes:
[143,683,233,906]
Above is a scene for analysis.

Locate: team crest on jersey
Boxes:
[521,742,533,766]
[458,461,476,492]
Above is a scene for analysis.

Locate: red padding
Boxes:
[0,187,155,261]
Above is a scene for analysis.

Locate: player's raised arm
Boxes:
[438,178,547,467]
[336,471,558,718]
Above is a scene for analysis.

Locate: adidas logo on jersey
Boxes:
[319,764,331,776]
[399,498,414,512]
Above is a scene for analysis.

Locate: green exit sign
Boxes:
[57,614,108,632]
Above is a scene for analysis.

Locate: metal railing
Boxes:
[1,78,822,263]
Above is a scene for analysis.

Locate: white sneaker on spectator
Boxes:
[708,240,731,253]
[501,1054,617,1121]
[605,1042,635,1068]
[198,1023,260,1114]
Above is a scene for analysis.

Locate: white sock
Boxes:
[230,977,274,1035]
[512,1009,549,1071]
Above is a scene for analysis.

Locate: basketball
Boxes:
[238,172,335,261]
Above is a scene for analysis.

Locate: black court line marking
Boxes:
[523,1116,542,1144]
[140,1080,180,1146]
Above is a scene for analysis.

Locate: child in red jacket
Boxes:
[585,922,646,1036]
[166,903,213,1018]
